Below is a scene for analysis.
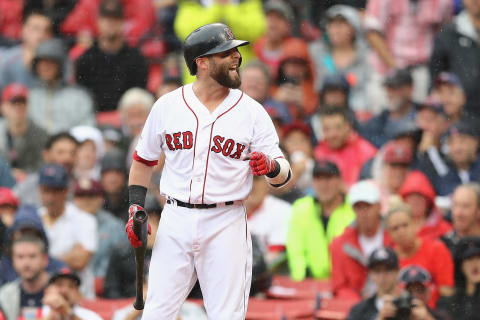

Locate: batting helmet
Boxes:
[183,23,249,75]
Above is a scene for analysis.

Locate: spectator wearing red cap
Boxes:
[288,160,355,281]
[330,180,392,300]
[399,171,452,240]
[0,187,19,229]
[315,106,377,187]
[0,83,49,178]
[0,11,53,93]
[385,204,454,305]
[72,178,125,281]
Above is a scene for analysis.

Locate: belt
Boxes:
[166,198,240,209]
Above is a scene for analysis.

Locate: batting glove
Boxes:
[125,205,151,248]
[248,152,277,176]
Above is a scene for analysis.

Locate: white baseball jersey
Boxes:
[248,195,292,252]
[135,83,284,204]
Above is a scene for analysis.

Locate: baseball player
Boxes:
[125,23,292,320]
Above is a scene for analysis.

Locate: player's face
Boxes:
[209,48,242,89]
[12,241,48,282]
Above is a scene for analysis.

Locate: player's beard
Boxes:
[209,59,241,89]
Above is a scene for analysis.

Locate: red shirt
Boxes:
[330,226,392,301]
[314,133,377,187]
[398,237,453,306]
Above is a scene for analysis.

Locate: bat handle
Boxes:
[133,298,144,310]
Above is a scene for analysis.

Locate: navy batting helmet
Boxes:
[183,23,249,76]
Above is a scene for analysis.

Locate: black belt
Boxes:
[167,198,235,209]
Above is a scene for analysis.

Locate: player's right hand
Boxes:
[125,205,151,248]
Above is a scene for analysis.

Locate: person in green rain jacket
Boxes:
[287,160,355,281]
[174,0,266,83]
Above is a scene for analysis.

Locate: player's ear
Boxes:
[196,56,210,74]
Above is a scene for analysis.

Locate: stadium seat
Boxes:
[246,298,316,319]
[267,275,332,300]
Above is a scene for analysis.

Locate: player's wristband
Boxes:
[128,185,148,207]
[266,160,280,178]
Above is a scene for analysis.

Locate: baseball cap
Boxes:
[101,149,127,174]
[0,187,19,207]
[435,72,463,89]
[320,74,350,94]
[368,247,399,270]
[348,180,381,205]
[313,160,341,177]
[73,178,104,197]
[39,164,69,189]
[457,237,480,261]
[383,69,413,87]
[264,0,295,24]
[49,268,81,287]
[391,121,419,140]
[417,98,447,118]
[398,265,432,285]
[282,121,311,138]
[383,141,413,165]
[99,0,124,18]
[325,5,361,32]
[2,83,28,103]
[447,120,478,139]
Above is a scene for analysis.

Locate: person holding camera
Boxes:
[436,237,480,320]
[377,265,450,320]
[347,247,400,320]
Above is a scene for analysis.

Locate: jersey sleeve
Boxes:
[135,102,164,162]
[250,104,284,159]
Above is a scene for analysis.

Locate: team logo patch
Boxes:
[224,28,235,40]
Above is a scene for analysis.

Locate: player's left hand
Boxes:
[246,152,276,176]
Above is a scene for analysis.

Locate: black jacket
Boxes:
[436,287,480,320]
[75,42,148,112]
[430,11,480,118]
[347,295,378,320]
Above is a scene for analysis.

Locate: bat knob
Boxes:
[133,300,145,310]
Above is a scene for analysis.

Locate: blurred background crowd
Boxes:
[1,0,480,319]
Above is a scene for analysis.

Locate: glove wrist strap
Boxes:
[129,185,148,207]
[266,160,280,178]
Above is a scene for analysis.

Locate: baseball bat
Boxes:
[132,209,149,310]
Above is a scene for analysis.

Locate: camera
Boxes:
[388,291,413,320]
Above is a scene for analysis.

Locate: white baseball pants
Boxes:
[141,201,252,320]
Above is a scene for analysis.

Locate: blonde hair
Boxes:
[118,87,155,113]
[385,200,413,226]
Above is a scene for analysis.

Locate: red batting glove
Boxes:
[125,205,151,248]
[248,152,276,176]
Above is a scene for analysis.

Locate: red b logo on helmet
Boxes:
[224,28,234,40]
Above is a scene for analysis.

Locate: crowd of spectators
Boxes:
[0,0,480,319]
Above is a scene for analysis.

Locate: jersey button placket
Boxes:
[190,119,210,203]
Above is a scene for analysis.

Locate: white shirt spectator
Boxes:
[42,305,103,320]
[39,202,98,298]
[247,195,292,253]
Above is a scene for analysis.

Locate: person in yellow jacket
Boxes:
[174,0,266,83]
[287,160,356,281]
